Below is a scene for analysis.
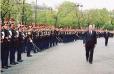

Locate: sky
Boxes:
[26,0,114,11]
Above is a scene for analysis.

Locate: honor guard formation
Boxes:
[1,18,114,72]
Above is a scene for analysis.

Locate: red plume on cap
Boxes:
[4,18,9,22]
[10,18,15,21]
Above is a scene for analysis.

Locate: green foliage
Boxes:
[103,23,114,30]
[37,10,56,25]
[57,1,80,28]
[0,0,33,25]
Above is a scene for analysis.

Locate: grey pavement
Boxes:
[2,38,114,74]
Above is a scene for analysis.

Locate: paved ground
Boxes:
[2,38,114,74]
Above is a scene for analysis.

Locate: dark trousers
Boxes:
[27,43,32,56]
[17,48,22,61]
[105,38,108,46]
[85,46,94,63]
[10,48,16,64]
[1,46,10,67]
[27,50,31,56]
[1,44,6,67]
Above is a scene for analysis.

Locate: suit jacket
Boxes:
[83,30,97,47]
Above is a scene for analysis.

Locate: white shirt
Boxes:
[89,30,92,34]
[16,30,19,37]
[1,31,5,39]
[8,30,12,38]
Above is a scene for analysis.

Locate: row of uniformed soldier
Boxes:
[1,22,82,71]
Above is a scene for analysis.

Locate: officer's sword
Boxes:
[56,37,63,42]
[31,42,41,52]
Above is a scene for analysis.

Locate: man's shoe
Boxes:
[18,60,23,62]
[7,65,11,68]
[34,51,37,53]
[10,63,16,65]
[27,55,32,57]
[89,62,93,64]
[13,62,19,64]
[1,70,4,72]
[2,66,8,69]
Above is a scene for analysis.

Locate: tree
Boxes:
[84,8,111,29]
[36,8,56,25]
[57,1,80,28]
[1,0,13,24]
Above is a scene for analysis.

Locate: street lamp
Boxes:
[15,0,22,24]
[16,0,25,25]
[76,3,83,29]
[22,0,25,25]
[35,0,37,25]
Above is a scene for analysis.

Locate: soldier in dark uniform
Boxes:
[35,29,41,52]
[1,26,6,70]
[26,30,33,57]
[44,30,50,49]
[41,30,46,49]
[9,25,16,65]
[38,30,43,50]
[17,27,25,62]
[50,30,54,47]
[74,31,79,41]
[103,29,110,46]
[54,29,59,45]
[1,25,4,72]
[1,19,11,69]
[32,29,38,53]
[83,25,97,64]
[40,30,46,50]
[9,18,18,65]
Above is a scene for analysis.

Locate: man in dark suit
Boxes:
[83,25,97,64]
[103,29,110,46]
